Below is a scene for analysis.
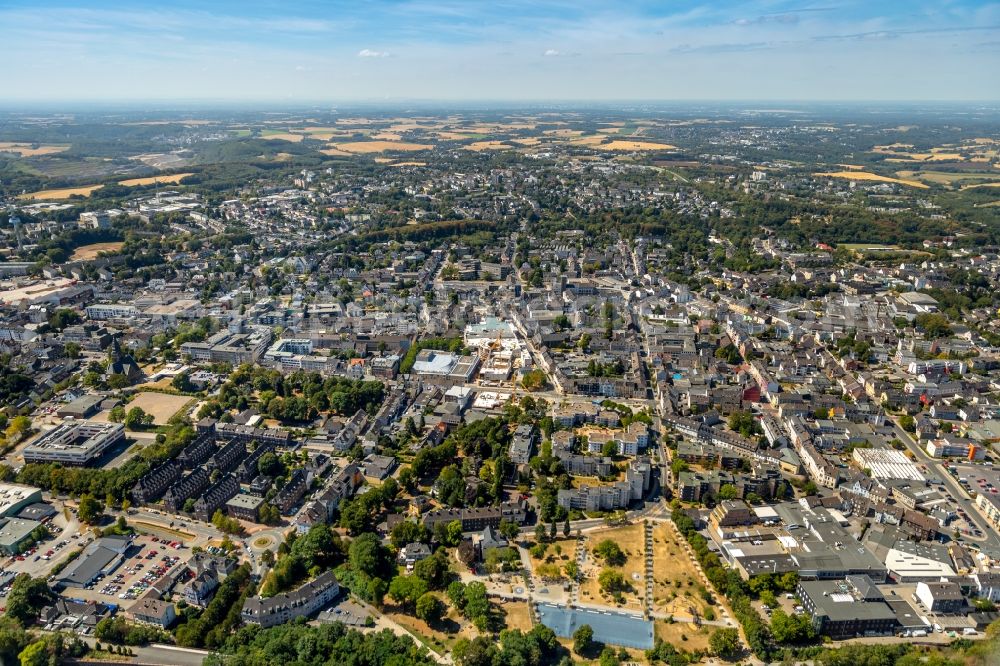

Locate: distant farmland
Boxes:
[331,141,433,153]
[813,171,929,189]
[0,142,70,157]
[118,173,194,187]
[18,184,104,200]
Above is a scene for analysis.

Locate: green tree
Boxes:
[498,519,520,542]
[521,369,547,391]
[770,608,816,644]
[388,575,428,609]
[18,641,48,666]
[899,414,916,433]
[710,627,741,660]
[598,568,629,594]
[349,533,387,578]
[5,575,54,626]
[77,494,103,524]
[211,509,244,535]
[47,308,81,332]
[593,539,626,566]
[573,624,594,654]
[257,451,282,477]
[390,520,429,550]
[124,406,153,430]
[107,374,130,390]
[6,416,31,440]
[171,371,195,392]
[914,313,952,339]
[599,646,620,666]
[415,593,444,623]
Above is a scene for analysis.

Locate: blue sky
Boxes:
[2,0,999,101]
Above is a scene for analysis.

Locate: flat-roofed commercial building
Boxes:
[181,326,272,365]
[226,494,265,522]
[0,483,43,519]
[798,577,899,638]
[0,518,42,555]
[23,422,125,466]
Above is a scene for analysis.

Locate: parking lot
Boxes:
[69,534,190,605]
[953,464,1000,498]
[949,463,1000,539]
[1,513,87,586]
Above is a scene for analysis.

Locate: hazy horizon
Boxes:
[2,0,999,102]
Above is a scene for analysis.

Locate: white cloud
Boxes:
[358,48,389,58]
[543,48,560,56]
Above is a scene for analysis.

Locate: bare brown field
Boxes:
[598,140,676,151]
[654,620,713,652]
[511,137,542,146]
[544,129,584,137]
[502,600,533,632]
[371,132,403,140]
[650,523,712,618]
[463,141,513,151]
[578,524,646,611]
[814,171,929,189]
[128,392,194,426]
[332,141,433,153]
[18,184,104,200]
[0,142,71,157]
[70,241,124,261]
[118,172,194,187]
[529,538,577,578]
[260,132,304,142]
[962,182,1000,190]
[392,161,426,167]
